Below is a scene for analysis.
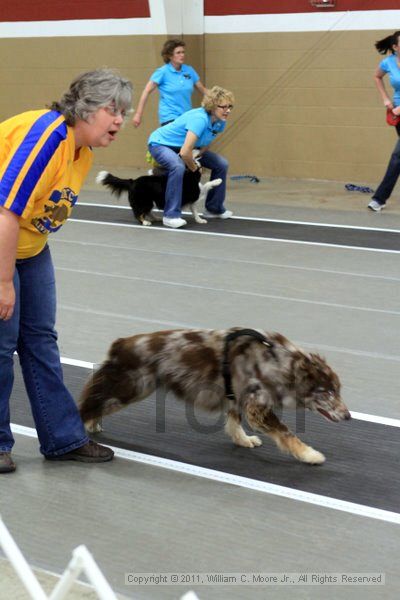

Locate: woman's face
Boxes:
[74,105,125,148]
[170,46,186,66]
[212,101,234,122]
[393,36,400,54]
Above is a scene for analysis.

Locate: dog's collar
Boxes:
[222,329,275,401]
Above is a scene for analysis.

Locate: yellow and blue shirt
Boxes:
[150,63,200,124]
[0,109,92,259]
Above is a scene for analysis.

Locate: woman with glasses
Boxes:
[148,86,234,228]
[132,38,207,128]
[0,68,132,473]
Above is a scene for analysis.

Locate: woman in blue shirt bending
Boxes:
[148,86,234,228]
[133,39,207,128]
[369,31,400,211]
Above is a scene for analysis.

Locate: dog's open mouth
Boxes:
[317,407,340,422]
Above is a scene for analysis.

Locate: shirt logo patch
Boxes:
[31,187,78,234]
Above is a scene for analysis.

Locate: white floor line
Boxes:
[58,304,199,329]
[69,218,400,254]
[56,266,400,317]
[297,340,400,363]
[78,203,400,234]
[10,423,400,526]
[57,356,400,427]
[53,238,400,283]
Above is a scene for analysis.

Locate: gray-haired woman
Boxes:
[0,68,132,473]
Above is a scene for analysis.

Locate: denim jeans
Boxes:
[0,245,88,455]
[148,144,229,217]
[373,128,400,205]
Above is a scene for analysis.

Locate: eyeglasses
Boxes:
[217,105,234,111]
[104,104,127,118]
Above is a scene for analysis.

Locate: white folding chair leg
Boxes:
[0,516,48,600]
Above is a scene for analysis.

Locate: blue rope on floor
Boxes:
[345,183,375,194]
[230,174,260,183]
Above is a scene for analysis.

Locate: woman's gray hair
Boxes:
[201,86,235,113]
[49,68,133,125]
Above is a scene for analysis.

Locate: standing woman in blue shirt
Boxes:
[132,39,208,128]
[148,86,234,228]
[369,31,400,211]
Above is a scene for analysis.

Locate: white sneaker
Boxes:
[368,200,385,212]
[202,209,233,219]
[162,217,187,228]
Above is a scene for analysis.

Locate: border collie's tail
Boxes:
[96,170,136,198]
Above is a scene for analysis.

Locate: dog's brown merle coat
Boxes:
[79,328,351,464]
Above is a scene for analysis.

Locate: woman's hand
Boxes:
[384,99,394,110]
[0,280,15,321]
[132,112,142,128]
[392,106,400,116]
[179,131,200,171]
[0,206,19,320]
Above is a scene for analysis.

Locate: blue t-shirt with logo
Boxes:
[380,55,400,106]
[150,63,200,124]
[148,107,226,149]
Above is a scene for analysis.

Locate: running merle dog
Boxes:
[96,168,222,226]
[80,328,351,465]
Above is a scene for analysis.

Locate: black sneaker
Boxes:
[0,452,16,473]
[45,440,114,463]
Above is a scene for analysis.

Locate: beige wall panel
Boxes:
[204,30,396,182]
[0,28,397,181]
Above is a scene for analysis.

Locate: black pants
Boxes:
[373,124,400,204]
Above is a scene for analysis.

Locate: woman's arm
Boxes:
[194,80,209,96]
[374,67,393,109]
[179,131,201,172]
[0,207,19,321]
[132,80,158,127]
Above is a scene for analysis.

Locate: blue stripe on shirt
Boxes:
[0,111,67,215]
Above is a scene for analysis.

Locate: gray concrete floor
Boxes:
[1,168,400,599]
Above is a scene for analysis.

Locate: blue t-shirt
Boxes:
[380,55,400,106]
[150,63,200,124]
[148,107,226,149]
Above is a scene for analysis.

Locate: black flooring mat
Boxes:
[72,204,400,251]
[11,362,400,514]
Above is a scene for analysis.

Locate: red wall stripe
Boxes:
[205,0,400,15]
[0,0,150,22]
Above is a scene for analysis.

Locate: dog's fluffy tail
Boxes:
[96,170,136,199]
[79,338,128,423]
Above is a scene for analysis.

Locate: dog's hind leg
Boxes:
[245,397,325,464]
[197,179,223,223]
[225,409,262,448]
[190,200,207,224]
[79,360,156,432]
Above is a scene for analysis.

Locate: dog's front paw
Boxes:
[300,446,326,465]
[85,419,103,433]
[195,217,207,224]
[141,219,152,226]
[247,435,262,447]
[233,434,262,448]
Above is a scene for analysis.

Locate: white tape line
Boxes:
[10,423,400,525]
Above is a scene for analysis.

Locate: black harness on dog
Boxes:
[222,329,276,400]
